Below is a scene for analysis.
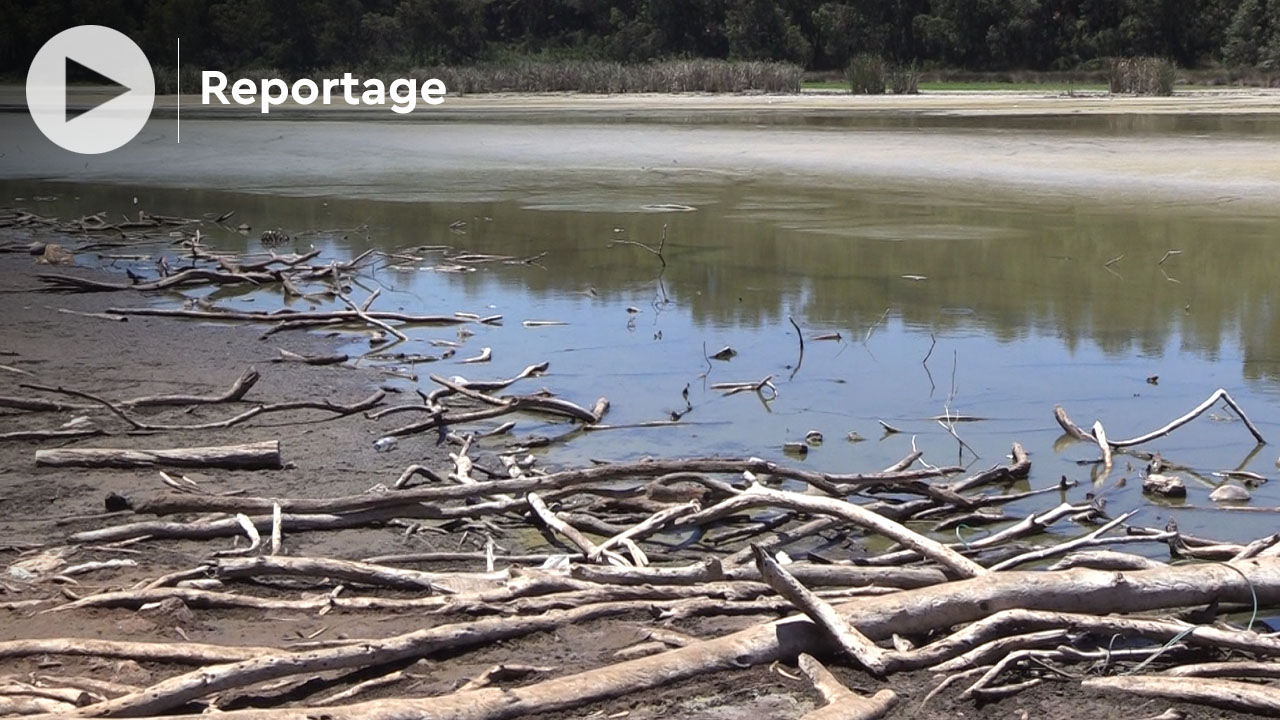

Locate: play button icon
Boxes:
[26,25,156,155]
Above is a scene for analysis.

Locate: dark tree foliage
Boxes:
[0,0,1273,75]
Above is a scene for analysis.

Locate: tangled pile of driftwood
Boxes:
[5,219,1280,719]
[5,363,1280,719]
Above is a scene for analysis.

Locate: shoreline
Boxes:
[4,85,1280,121]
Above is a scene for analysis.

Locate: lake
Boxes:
[3,102,1279,545]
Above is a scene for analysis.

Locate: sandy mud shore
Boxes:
[7,85,1280,118]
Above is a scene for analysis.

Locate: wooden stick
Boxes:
[1058,389,1266,449]
[1084,676,1280,715]
[988,509,1138,570]
[796,653,899,720]
[0,427,104,441]
[0,638,279,664]
[103,306,472,326]
[753,545,890,675]
[121,367,261,407]
[60,601,661,717]
[526,493,626,566]
[133,457,968,517]
[682,485,987,579]
[35,440,282,470]
[589,501,700,561]
[89,559,1280,720]
[335,280,407,343]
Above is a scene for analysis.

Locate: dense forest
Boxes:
[1,0,1278,76]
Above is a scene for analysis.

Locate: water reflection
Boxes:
[6,173,1280,541]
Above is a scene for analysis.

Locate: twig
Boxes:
[788,316,804,380]
[608,224,667,267]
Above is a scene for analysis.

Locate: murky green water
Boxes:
[4,108,1280,546]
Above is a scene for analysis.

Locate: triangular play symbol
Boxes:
[65,57,132,121]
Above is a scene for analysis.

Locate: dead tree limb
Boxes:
[753,545,889,675]
[0,638,278,665]
[1084,676,1280,716]
[121,367,261,407]
[60,601,663,717]
[797,653,898,720]
[1057,389,1265,449]
[80,558,1280,720]
[132,457,965,517]
[680,485,987,578]
[35,440,282,470]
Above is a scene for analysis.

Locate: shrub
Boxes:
[847,54,886,94]
[887,62,919,94]
[1108,57,1177,96]
[413,59,802,95]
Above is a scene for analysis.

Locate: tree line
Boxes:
[1,0,1277,76]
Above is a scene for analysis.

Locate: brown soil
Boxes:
[0,242,1259,719]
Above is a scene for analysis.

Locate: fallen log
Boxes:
[35,440,282,470]
[103,306,475,326]
[130,457,977,517]
[59,601,669,717]
[1084,676,1280,716]
[0,638,279,665]
[82,559,1280,720]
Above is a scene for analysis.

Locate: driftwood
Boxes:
[102,306,477,326]
[0,638,279,665]
[34,440,282,469]
[55,602,666,717]
[1,368,260,413]
[1056,388,1266,450]
[1084,676,1280,716]
[129,456,984,517]
[797,654,898,720]
[754,545,890,675]
[67,559,1280,720]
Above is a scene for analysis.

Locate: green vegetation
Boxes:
[2,0,1278,89]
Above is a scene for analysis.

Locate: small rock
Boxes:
[139,597,196,626]
[710,346,737,361]
[782,441,808,457]
[1209,484,1251,503]
[108,660,152,686]
[1142,473,1186,498]
[846,431,866,442]
[105,492,132,512]
[26,241,46,255]
[804,430,823,446]
[37,243,74,265]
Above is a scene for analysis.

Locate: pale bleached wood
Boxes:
[753,545,889,675]
[1084,675,1280,715]
[73,559,1280,720]
[35,440,281,470]
[796,653,899,720]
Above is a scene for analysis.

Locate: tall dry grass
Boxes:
[1108,57,1177,95]
[847,54,886,94]
[416,60,803,94]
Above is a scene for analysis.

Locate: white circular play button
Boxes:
[25,25,156,155]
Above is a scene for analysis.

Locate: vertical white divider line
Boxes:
[176,37,180,143]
